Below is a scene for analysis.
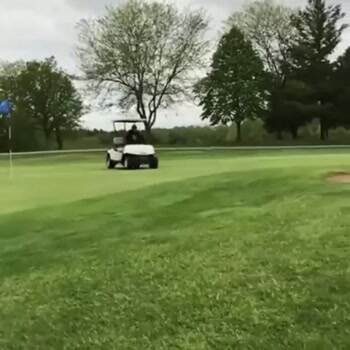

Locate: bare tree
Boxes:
[77,0,208,132]
[228,0,296,84]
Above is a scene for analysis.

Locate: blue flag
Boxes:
[0,100,12,117]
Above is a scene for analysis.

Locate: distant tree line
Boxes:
[61,120,350,149]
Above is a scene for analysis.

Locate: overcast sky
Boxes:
[1,0,349,129]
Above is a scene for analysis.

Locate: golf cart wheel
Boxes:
[125,155,140,170]
[149,156,159,169]
[106,154,116,169]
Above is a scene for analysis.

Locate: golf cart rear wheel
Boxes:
[106,155,116,169]
[125,155,140,170]
[149,156,159,169]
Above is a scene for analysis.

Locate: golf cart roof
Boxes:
[113,119,144,124]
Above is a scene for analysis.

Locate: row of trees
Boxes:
[77,0,350,143]
[70,122,350,149]
[1,0,350,150]
[2,0,208,151]
[195,0,350,142]
[0,58,82,151]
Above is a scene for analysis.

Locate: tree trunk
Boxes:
[55,127,63,150]
[320,120,328,141]
[291,127,298,140]
[44,131,50,150]
[143,121,152,143]
[43,117,52,149]
[235,121,242,143]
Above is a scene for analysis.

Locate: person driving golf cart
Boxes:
[126,124,145,144]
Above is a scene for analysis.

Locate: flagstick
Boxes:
[8,115,13,180]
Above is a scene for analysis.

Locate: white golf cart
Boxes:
[106,119,159,170]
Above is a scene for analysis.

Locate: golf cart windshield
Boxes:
[113,119,146,145]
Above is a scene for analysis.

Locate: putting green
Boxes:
[0,150,349,214]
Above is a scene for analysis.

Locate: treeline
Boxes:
[4,120,350,152]
[196,0,350,143]
[63,122,350,149]
[1,0,350,152]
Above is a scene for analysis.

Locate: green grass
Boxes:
[1,150,350,349]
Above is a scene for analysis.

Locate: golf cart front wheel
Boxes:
[125,155,140,170]
[106,155,116,169]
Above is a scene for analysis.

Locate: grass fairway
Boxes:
[1,150,350,349]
